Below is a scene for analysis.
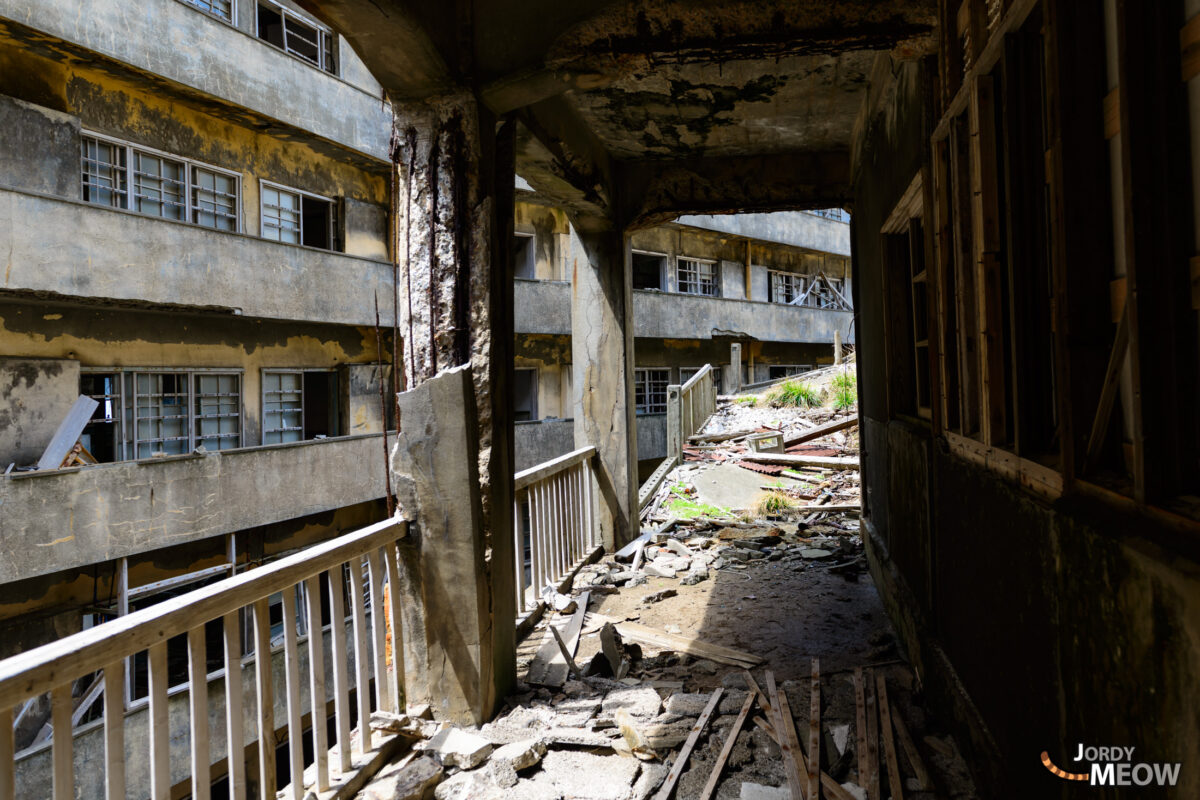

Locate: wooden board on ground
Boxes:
[742,454,859,470]
[766,672,805,799]
[865,668,880,800]
[875,672,904,800]
[783,415,859,447]
[853,668,868,791]
[808,658,820,800]
[526,591,589,687]
[588,614,762,668]
[891,701,933,791]
[654,689,723,800]
[698,692,755,800]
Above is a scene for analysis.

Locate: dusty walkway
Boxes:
[358,388,979,800]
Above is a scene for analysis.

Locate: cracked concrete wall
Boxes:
[0,357,79,468]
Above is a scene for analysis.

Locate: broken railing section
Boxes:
[512,446,600,617]
[0,515,409,800]
[666,363,718,462]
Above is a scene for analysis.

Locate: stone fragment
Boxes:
[642,588,678,604]
[434,771,503,800]
[665,692,713,716]
[721,672,748,689]
[718,689,749,714]
[490,738,547,772]
[800,548,834,559]
[418,727,494,769]
[631,763,670,800]
[643,563,677,578]
[524,750,641,800]
[667,556,692,572]
[361,755,443,800]
[739,782,791,800]
[642,718,696,749]
[601,686,662,720]
[664,539,693,556]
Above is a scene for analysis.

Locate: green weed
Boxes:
[765,380,821,408]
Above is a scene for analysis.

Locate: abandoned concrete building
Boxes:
[512,199,853,472]
[0,0,1198,798]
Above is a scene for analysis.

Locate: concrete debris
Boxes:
[600,686,662,721]
[739,782,791,800]
[360,756,443,800]
[416,727,494,769]
[641,588,677,604]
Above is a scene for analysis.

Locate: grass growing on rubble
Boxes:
[765,379,821,408]
[735,396,760,407]
[751,490,800,516]
[666,483,730,519]
[830,370,857,410]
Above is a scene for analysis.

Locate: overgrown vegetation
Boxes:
[666,483,730,519]
[751,490,799,516]
[735,396,759,407]
[765,379,821,408]
[831,370,857,410]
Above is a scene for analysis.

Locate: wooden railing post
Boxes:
[667,384,683,461]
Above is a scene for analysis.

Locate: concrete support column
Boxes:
[391,97,516,723]
[834,330,843,365]
[570,226,638,550]
[729,343,742,393]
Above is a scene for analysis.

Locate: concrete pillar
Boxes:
[834,330,843,365]
[729,343,742,393]
[570,226,638,550]
[391,98,516,722]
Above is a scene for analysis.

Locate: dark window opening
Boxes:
[513,233,536,279]
[301,195,332,249]
[81,372,121,463]
[513,369,537,422]
[633,253,665,290]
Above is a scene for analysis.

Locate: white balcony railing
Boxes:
[512,447,599,616]
[667,363,718,460]
[0,515,408,800]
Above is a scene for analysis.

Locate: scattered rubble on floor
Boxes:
[357,386,976,800]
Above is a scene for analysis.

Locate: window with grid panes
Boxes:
[263,371,304,443]
[194,373,241,450]
[81,137,127,208]
[770,271,806,304]
[81,372,123,463]
[262,185,302,243]
[634,369,669,414]
[677,258,717,296]
[184,0,233,21]
[133,373,190,457]
[257,2,337,73]
[192,167,238,230]
[132,151,186,220]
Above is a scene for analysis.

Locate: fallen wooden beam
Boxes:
[890,703,933,791]
[808,659,820,800]
[865,668,880,800]
[590,615,762,668]
[548,625,582,679]
[653,689,723,800]
[853,668,868,792]
[754,704,859,800]
[697,692,755,800]
[875,673,905,800]
[783,415,859,448]
[742,454,860,470]
[800,502,861,513]
[689,427,766,444]
[766,671,806,800]
[526,591,589,687]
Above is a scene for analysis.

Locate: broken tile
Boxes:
[418,727,494,769]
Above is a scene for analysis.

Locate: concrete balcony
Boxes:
[0,433,387,584]
[514,278,854,344]
[0,186,394,325]
[0,0,391,161]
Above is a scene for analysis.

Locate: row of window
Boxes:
[184,0,338,75]
[81,134,337,249]
[768,271,849,309]
[629,251,849,306]
[81,368,339,463]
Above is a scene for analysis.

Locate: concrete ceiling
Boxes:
[300,0,938,223]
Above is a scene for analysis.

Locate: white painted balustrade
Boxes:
[512,446,599,616]
[667,363,718,460]
[0,515,409,800]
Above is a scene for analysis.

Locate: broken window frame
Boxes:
[769,270,807,304]
[80,370,128,463]
[259,179,337,250]
[80,132,242,233]
[676,257,719,297]
[180,0,235,23]
[634,368,669,415]
[255,0,338,74]
[767,365,812,380]
[632,249,668,291]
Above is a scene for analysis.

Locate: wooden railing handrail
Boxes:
[514,445,597,490]
[680,363,713,393]
[0,515,409,711]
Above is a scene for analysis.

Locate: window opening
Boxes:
[257,1,337,73]
[634,368,669,414]
[261,182,336,249]
[81,372,123,463]
[513,368,538,422]
[769,271,806,304]
[513,232,536,279]
[676,258,718,296]
[633,252,666,290]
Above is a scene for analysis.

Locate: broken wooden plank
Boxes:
[653,689,723,800]
[614,533,654,562]
[800,502,861,513]
[590,615,761,668]
[864,668,880,800]
[689,427,765,444]
[548,625,582,679]
[697,692,755,800]
[853,668,868,792]
[890,704,933,791]
[782,415,859,447]
[36,396,99,470]
[743,670,773,716]
[766,671,805,800]
[526,591,589,687]
[875,673,904,800]
[742,454,859,470]
[808,659,820,800]
[755,701,858,800]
